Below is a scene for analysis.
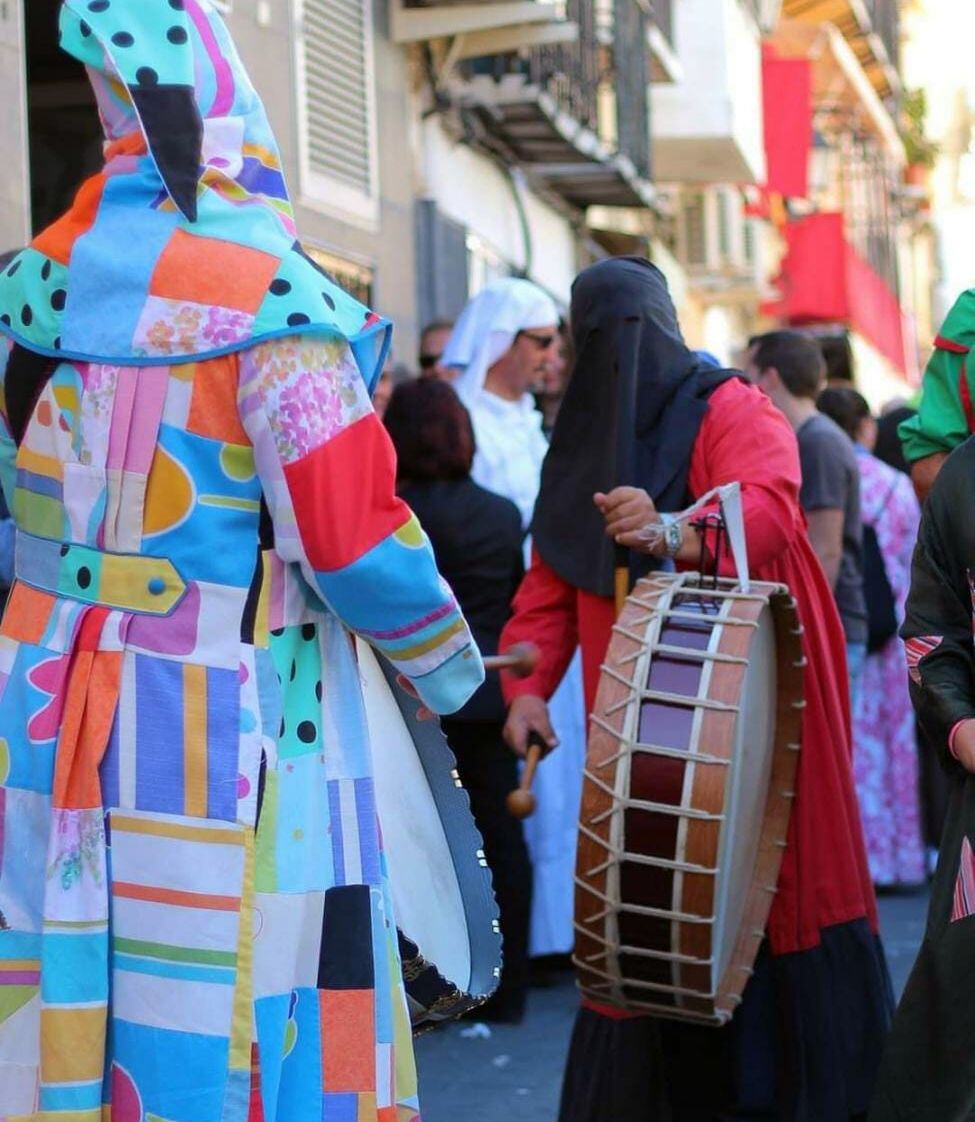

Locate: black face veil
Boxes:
[531,257,740,598]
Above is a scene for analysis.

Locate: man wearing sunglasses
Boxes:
[443,278,587,986]
[443,278,561,530]
[418,320,456,381]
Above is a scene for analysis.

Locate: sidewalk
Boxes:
[415,890,930,1122]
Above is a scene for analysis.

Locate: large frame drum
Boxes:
[357,641,502,1031]
[574,572,805,1025]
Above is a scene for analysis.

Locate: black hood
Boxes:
[532,257,740,597]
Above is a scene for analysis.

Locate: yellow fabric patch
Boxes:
[392,515,425,549]
[41,1005,105,1083]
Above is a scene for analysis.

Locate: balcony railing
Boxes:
[465,0,652,183]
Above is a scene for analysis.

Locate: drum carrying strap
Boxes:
[669,482,750,592]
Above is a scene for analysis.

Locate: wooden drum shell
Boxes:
[574,573,805,1025]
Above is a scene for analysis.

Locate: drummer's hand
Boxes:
[594,487,657,542]
[952,719,975,773]
[396,675,435,721]
[504,695,559,759]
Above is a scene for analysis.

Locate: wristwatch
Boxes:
[658,513,683,559]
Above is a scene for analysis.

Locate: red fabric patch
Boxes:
[284,414,411,572]
[960,360,975,433]
[248,1043,265,1122]
[935,334,970,355]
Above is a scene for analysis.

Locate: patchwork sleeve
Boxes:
[902,443,975,769]
[238,337,484,715]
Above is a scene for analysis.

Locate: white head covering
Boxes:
[444,278,559,405]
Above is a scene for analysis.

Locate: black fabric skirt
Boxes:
[559,919,893,1122]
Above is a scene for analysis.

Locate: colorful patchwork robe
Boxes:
[0,333,482,1122]
[869,436,975,1120]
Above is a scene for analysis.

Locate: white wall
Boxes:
[421,118,577,304]
[652,0,766,185]
[852,333,913,411]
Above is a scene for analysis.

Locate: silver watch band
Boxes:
[658,513,683,558]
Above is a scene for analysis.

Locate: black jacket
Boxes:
[401,478,524,722]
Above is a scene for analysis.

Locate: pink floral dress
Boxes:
[853,448,926,886]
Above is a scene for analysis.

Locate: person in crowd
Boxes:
[822,331,856,386]
[876,403,916,476]
[385,378,532,1022]
[500,257,891,1122]
[444,278,560,528]
[877,400,949,865]
[373,368,395,418]
[0,4,483,1118]
[534,321,572,436]
[868,432,975,1120]
[818,388,926,888]
[898,288,975,500]
[418,319,456,381]
[748,331,869,704]
[445,279,588,966]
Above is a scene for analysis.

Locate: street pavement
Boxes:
[415,888,930,1122]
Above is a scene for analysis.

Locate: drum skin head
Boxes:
[574,573,805,1026]
[357,641,502,1032]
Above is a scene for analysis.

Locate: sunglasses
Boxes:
[419,353,442,370]
[519,330,556,350]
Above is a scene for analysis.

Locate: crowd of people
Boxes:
[378,267,975,1120]
[379,273,932,1118]
[4,5,975,1121]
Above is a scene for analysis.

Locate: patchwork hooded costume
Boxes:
[0,3,483,1120]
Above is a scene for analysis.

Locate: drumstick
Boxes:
[482,642,540,680]
[506,733,546,819]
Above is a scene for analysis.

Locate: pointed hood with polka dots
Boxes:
[0,0,390,389]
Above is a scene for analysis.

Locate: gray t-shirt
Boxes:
[797,412,867,644]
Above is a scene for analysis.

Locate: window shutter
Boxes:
[297,0,378,220]
[681,193,707,267]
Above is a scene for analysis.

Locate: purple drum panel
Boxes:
[619,606,717,1000]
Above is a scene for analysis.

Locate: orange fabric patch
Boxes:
[113,882,241,911]
[149,229,281,313]
[285,415,410,573]
[320,989,376,1093]
[33,172,109,266]
[187,355,250,444]
[0,583,56,645]
[52,609,121,811]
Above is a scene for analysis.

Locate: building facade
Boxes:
[1,0,927,399]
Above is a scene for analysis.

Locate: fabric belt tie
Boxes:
[15,532,186,616]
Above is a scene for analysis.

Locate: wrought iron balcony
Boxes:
[447,0,655,211]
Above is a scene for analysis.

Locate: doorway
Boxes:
[25,0,102,234]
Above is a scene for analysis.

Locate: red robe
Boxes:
[501,377,878,958]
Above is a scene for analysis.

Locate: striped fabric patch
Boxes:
[952,836,975,923]
[905,635,943,684]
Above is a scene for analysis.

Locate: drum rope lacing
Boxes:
[575,572,807,1025]
[587,716,733,767]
